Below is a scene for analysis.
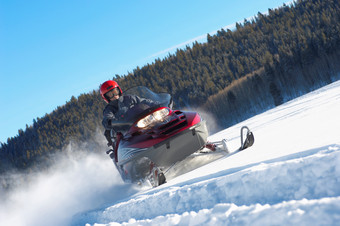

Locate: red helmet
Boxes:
[100,80,123,103]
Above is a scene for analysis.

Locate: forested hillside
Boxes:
[1,0,340,173]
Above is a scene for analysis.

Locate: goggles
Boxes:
[105,87,120,98]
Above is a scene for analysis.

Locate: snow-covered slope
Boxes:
[1,81,340,226]
[73,81,340,225]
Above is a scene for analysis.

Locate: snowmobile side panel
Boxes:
[147,121,208,167]
[117,121,208,182]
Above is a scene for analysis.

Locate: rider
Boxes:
[100,80,156,147]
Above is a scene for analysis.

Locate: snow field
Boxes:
[79,145,340,225]
[103,197,340,226]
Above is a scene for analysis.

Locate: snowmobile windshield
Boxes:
[111,86,173,134]
[124,86,172,107]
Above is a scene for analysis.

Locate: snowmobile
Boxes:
[106,86,254,187]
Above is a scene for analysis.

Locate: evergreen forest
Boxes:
[1,0,340,175]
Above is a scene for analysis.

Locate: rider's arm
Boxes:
[135,95,159,107]
[102,105,117,130]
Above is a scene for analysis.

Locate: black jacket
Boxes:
[102,95,156,130]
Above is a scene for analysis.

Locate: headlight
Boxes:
[136,108,170,128]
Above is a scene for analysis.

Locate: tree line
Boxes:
[1,0,340,174]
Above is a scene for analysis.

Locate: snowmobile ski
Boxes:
[161,126,255,181]
[204,126,254,153]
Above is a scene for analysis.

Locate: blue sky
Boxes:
[0,0,290,143]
